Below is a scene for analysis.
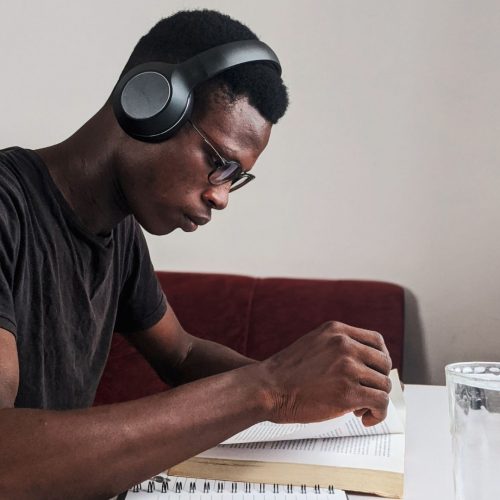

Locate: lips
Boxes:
[181,213,211,232]
[186,214,211,226]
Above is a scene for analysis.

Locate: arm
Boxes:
[0,327,270,500]
[0,318,392,499]
[120,308,393,426]
[122,306,257,386]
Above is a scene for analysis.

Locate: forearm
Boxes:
[0,363,270,500]
[169,334,257,385]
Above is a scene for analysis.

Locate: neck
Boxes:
[36,105,131,235]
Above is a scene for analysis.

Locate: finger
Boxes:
[353,408,367,417]
[357,366,392,394]
[351,386,390,426]
[353,342,392,376]
[361,410,383,427]
[341,324,391,359]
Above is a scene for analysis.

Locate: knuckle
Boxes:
[386,352,393,369]
[382,376,392,394]
[330,333,351,351]
[321,320,341,332]
[380,351,392,370]
[371,330,385,348]
[378,391,390,408]
[338,355,357,376]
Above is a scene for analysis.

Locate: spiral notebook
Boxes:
[118,474,347,499]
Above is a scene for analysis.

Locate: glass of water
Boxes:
[445,362,500,500]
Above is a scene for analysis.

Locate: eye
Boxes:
[211,155,224,169]
[204,149,224,170]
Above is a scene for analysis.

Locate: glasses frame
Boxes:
[188,120,255,192]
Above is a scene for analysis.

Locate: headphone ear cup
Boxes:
[112,63,193,142]
[120,71,172,121]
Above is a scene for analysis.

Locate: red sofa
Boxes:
[94,271,405,405]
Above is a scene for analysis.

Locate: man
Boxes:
[0,10,392,499]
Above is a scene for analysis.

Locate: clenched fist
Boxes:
[259,321,392,427]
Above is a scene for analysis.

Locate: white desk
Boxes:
[351,385,453,500]
[117,385,454,499]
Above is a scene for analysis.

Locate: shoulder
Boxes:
[0,150,29,219]
[0,148,30,210]
[0,150,25,229]
[0,150,26,263]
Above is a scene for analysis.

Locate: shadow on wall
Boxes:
[402,288,430,384]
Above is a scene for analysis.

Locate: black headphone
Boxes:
[111,40,281,143]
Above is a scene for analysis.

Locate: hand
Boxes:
[260,321,392,427]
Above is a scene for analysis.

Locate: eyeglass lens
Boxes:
[209,161,241,184]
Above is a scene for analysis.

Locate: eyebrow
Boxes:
[207,139,252,174]
[193,122,240,164]
[211,140,238,163]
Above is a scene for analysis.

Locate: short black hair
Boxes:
[120,9,289,124]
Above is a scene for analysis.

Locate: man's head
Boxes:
[120,10,288,125]
[112,10,289,235]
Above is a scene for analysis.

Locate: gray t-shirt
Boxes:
[0,147,167,410]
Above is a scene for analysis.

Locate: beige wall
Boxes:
[1,1,499,384]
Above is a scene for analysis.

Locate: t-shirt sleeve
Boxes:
[0,186,20,336]
[114,219,167,334]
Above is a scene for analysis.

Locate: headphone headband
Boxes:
[112,40,281,142]
[180,40,281,88]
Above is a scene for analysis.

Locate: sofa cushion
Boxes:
[94,272,404,405]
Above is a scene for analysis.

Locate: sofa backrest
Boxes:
[94,272,404,405]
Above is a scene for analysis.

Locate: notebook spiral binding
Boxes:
[128,475,338,495]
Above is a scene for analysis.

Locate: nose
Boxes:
[202,183,230,210]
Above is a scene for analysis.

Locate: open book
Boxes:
[170,370,405,499]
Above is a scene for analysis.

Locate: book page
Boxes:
[201,434,405,474]
[223,401,403,444]
[223,370,405,444]
[388,369,405,426]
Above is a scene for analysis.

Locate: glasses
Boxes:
[188,120,255,192]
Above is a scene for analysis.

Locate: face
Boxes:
[116,97,272,235]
